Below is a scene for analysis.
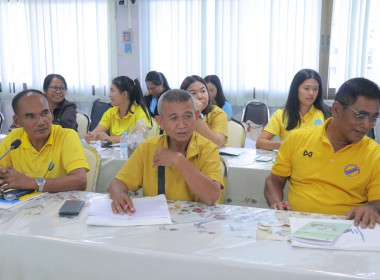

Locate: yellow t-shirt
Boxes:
[264,106,325,141]
[98,104,151,136]
[271,118,380,215]
[204,105,228,146]
[115,132,223,202]
[0,125,89,178]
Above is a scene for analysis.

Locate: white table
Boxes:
[221,148,288,208]
[0,191,379,280]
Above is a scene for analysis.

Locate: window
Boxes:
[0,0,114,98]
[140,0,322,106]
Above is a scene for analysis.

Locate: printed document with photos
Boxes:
[87,194,172,226]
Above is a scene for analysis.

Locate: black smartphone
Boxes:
[59,200,85,216]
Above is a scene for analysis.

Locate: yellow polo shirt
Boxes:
[204,105,228,146]
[264,106,325,140]
[115,132,223,202]
[272,118,380,215]
[0,125,89,178]
[99,104,151,136]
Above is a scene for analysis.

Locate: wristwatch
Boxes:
[35,177,46,192]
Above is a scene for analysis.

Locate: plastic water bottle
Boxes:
[120,132,128,160]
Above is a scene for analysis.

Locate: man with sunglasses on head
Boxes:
[265,77,380,229]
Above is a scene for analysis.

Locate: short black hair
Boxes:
[335,77,380,106]
[43,74,67,91]
[12,89,47,114]
[157,89,196,116]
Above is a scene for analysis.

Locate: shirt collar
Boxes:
[20,125,56,150]
[160,132,200,158]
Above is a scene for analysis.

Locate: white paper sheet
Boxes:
[289,217,380,251]
[87,194,172,226]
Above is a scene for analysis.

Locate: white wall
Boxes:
[115,2,141,81]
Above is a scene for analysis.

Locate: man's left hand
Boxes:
[345,205,380,229]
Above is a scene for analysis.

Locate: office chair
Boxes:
[227,118,246,147]
[89,98,112,131]
[241,100,270,126]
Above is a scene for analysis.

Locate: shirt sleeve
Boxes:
[264,109,283,136]
[115,142,145,192]
[271,132,294,178]
[98,108,112,130]
[60,104,78,131]
[61,130,90,173]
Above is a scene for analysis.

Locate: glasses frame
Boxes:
[48,86,66,92]
[339,101,379,124]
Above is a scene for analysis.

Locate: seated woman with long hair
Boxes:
[85,76,151,143]
[256,69,328,150]
[180,75,228,148]
[144,71,171,118]
[204,75,233,119]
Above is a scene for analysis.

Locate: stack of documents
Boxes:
[289,217,380,251]
[87,194,172,226]
[0,191,44,209]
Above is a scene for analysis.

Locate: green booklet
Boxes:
[290,221,352,246]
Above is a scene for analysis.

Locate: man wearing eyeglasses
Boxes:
[265,77,380,229]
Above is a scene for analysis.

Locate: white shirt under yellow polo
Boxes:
[264,106,325,140]
[115,131,223,203]
[0,125,89,178]
[272,118,380,215]
[204,105,228,146]
[99,103,151,136]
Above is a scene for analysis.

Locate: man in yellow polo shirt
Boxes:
[265,77,380,229]
[0,90,89,192]
[110,89,223,214]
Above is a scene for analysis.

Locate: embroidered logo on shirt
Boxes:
[344,164,360,177]
[48,161,55,171]
[303,150,313,157]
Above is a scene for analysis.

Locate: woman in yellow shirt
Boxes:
[85,76,151,143]
[256,69,328,150]
[180,75,228,148]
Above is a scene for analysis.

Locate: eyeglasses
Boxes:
[49,86,66,92]
[340,102,380,124]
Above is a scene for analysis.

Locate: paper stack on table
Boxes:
[87,194,172,226]
[289,217,380,251]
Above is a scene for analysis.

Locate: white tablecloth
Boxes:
[0,191,379,280]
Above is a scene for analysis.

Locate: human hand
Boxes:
[110,192,135,215]
[96,132,110,142]
[152,148,183,168]
[270,201,290,211]
[195,99,204,113]
[84,132,96,143]
[0,167,34,190]
[345,205,380,229]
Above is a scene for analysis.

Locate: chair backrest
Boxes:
[83,145,100,192]
[227,118,246,147]
[89,98,112,131]
[367,127,376,140]
[241,101,269,126]
[0,112,4,131]
[76,110,91,135]
[218,157,227,204]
